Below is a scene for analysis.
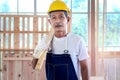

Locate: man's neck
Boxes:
[54,32,67,38]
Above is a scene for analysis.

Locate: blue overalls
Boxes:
[45,35,78,80]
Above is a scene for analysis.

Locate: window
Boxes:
[37,0,52,14]
[0,0,17,13]
[64,0,88,45]
[0,0,120,50]
[98,0,120,51]
[19,0,34,13]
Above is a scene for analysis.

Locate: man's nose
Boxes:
[55,17,60,22]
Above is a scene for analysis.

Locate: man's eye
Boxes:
[51,17,56,19]
[59,15,65,19]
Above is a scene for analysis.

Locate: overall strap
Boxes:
[64,33,69,54]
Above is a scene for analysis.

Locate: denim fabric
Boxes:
[45,51,78,80]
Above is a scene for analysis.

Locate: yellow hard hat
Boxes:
[48,0,70,15]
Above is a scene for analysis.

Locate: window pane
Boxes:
[107,0,120,12]
[72,0,88,12]
[64,0,88,12]
[98,14,103,50]
[72,14,88,45]
[0,0,17,12]
[37,0,52,13]
[99,14,120,51]
[18,0,34,12]
[105,14,120,51]
[99,0,103,12]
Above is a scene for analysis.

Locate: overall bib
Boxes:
[45,35,78,80]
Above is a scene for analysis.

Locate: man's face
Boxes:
[48,11,69,35]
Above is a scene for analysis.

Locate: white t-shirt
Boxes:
[34,33,89,80]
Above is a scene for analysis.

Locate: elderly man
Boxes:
[32,0,90,80]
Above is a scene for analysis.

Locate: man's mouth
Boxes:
[55,24,63,27]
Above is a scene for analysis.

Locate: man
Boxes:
[32,0,89,80]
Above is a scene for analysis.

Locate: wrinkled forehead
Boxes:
[48,10,68,18]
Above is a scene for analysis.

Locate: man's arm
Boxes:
[80,59,90,80]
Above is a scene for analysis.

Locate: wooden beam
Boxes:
[2,58,32,60]
[14,17,20,49]
[90,0,96,76]
[0,31,49,33]
[33,17,38,48]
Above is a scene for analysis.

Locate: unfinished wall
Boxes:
[0,15,50,80]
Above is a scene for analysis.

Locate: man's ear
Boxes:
[67,16,71,23]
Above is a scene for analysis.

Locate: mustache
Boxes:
[55,23,63,27]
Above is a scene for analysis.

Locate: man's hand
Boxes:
[32,58,38,69]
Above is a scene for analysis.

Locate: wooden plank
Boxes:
[2,60,8,80]
[3,17,6,31]
[14,17,20,49]
[0,49,34,51]
[21,53,37,80]
[14,60,22,80]
[95,0,101,76]
[98,53,120,58]
[7,52,22,80]
[0,17,3,49]
[3,17,6,49]
[8,17,11,50]
[2,52,9,80]
[33,17,38,48]
[0,17,2,49]
[0,31,49,33]
[8,61,14,80]
[0,38,2,80]
[91,0,96,76]
[3,33,6,49]
[22,17,25,49]
[22,60,36,80]
[0,15,48,17]
[3,58,32,60]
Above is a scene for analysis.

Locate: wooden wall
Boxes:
[0,15,50,80]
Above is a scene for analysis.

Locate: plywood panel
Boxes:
[22,60,34,80]
[2,60,8,80]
